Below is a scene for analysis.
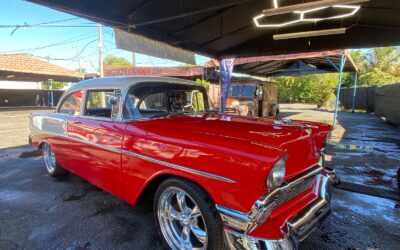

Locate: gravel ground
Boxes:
[1,107,400,249]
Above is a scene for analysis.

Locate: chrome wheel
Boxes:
[43,143,56,173]
[157,187,208,250]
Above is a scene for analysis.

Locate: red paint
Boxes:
[30,112,331,240]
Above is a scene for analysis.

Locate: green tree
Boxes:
[346,47,400,86]
[103,55,132,66]
[42,81,68,90]
[274,74,338,107]
[195,78,210,89]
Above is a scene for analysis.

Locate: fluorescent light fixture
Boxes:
[254,1,363,28]
[263,0,369,17]
[273,28,347,40]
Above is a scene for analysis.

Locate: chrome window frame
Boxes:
[56,89,84,117]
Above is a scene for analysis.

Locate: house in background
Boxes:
[0,54,82,107]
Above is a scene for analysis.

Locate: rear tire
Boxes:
[154,178,224,250]
[42,143,67,177]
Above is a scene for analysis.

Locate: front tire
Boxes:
[42,143,67,177]
[154,178,224,250]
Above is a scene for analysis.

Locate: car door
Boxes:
[67,89,126,198]
[48,90,84,171]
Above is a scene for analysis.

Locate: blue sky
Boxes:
[0,1,210,73]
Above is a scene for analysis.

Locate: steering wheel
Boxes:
[182,101,195,112]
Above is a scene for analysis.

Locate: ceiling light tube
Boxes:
[263,0,369,17]
[273,28,347,40]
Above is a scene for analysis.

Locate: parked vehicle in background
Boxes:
[29,76,338,250]
[226,81,279,117]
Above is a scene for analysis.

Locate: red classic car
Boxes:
[29,76,338,250]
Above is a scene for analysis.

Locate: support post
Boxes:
[49,79,54,107]
[351,72,358,113]
[333,55,346,127]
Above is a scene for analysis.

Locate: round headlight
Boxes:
[266,156,287,190]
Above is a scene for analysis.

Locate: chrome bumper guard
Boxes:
[217,166,338,250]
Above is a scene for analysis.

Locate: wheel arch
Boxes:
[37,139,50,150]
[134,172,215,208]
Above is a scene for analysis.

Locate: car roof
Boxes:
[66,76,201,94]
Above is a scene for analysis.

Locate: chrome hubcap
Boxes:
[43,143,56,173]
[158,187,208,250]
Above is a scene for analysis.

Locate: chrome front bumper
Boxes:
[217,167,338,250]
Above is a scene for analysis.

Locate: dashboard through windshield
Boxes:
[123,82,209,119]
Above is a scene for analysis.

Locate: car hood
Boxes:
[133,113,331,179]
[144,113,312,149]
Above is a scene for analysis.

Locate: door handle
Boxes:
[72,121,82,124]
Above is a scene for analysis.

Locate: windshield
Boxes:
[123,82,209,119]
[229,85,256,97]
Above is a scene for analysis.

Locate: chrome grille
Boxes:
[272,175,316,208]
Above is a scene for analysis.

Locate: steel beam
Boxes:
[352,72,358,113]
[332,54,346,127]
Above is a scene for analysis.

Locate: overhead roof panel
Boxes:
[28,0,400,58]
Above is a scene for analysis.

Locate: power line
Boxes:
[0,32,98,54]
[31,39,98,61]
[5,17,83,35]
[30,17,80,25]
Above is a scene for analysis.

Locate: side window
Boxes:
[58,90,83,116]
[85,90,120,118]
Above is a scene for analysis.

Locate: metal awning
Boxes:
[28,0,400,59]
[229,49,358,76]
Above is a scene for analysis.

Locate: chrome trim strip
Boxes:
[35,131,234,184]
[121,150,236,184]
[223,229,296,250]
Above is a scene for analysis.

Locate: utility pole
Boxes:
[132,52,136,67]
[98,24,104,77]
[73,45,83,78]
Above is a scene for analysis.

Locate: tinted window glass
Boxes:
[228,85,256,97]
[58,90,83,116]
[242,86,256,97]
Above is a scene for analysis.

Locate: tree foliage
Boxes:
[42,81,68,90]
[274,74,339,106]
[195,78,211,89]
[103,55,132,67]
[274,46,400,105]
[348,47,400,86]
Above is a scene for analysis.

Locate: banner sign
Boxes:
[104,66,204,77]
[115,28,196,65]
[220,58,235,112]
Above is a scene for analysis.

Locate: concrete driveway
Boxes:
[1,107,400,249]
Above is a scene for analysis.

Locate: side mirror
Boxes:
[256,87,263,100]
[107,96,119,106]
